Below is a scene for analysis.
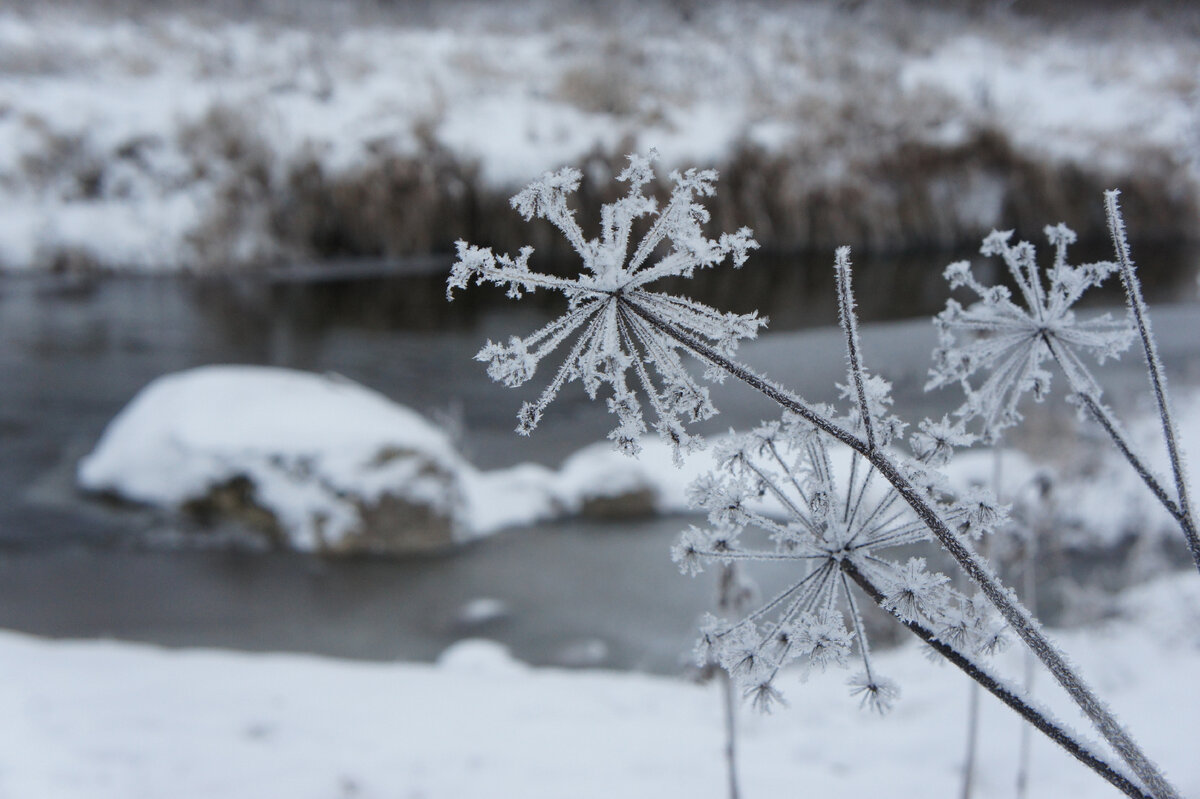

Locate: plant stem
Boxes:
[1017,503,1039,799]
[719,669,740,799]
[834,246,876,452]
[717,562,748,799]
[841,559,1153,799]
[960,680,981,799]
[1104,190,1200,573]
[626,298,1181,799]
[1073,394,1187,524]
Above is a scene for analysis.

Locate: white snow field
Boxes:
[0,572,1196,799]
[1,1,1197,270]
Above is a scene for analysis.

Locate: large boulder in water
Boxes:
[77,365,469,554]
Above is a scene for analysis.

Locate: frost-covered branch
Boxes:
[841,560,1153,799]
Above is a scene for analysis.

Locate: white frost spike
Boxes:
[1105,190,1199,574]
[447,153,765,456]
[927,225,1134,442]
[834,246,876,450]
[882,558,951,622]
[848,672,900,714]
[909,416,976,466]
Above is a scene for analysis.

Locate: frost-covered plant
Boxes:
[928,194,1199,573]
[447,151,761,458]
[449,156,1183,799]
[927,224,1133,442]
[673,413,1006,715]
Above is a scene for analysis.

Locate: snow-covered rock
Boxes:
[73,364,707,549]
[77,365,470,554]
[76,363,1200,562]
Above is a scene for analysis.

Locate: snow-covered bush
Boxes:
[449,153,1196,799]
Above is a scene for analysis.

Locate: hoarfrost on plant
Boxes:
[927,224,1134,441]
[447,152,764,458]
[673,414,1005,710]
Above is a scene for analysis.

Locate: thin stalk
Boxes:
[1016,475,1041,799]
[834,246,876,451]
[719,670,740,799]
[1104,190,1199,573]
[962,445,1000,799]
[1073,393,1184,521]
[841,560,1152,799]
[716,562,750,799]
[626,298,1180,799]
[1016,557,1037,799]
[961,679,981,799]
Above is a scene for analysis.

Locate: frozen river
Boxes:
[0,254,1196,672]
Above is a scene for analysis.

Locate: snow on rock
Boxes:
[75,363,1200,557]
[554,438,709,518]
[77,365,471,554]
[73,365,710,549]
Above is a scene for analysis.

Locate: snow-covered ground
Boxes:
[1,572,1197,799]
[1,1,1197,270]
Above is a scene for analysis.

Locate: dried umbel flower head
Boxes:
[927,224,1134,442]
[448,152,763,458]
[675,416,1004,711]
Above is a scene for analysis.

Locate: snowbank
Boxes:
[2,572,1197,799]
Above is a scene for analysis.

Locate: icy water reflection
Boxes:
[0,249,1197,671]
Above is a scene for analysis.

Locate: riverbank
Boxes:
[2,0,1197,271]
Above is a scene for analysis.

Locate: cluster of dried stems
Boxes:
[448,157,1196,799]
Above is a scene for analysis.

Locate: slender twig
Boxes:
[719,670,740,799]
[716,562,747,799]
[960,678,981,799]
[962,445,1004,799]
[1104,190,1199,573]
[1072,393,1183,520]
[1041,309,1198,572]
[1074,391,1200,573]
[841,559,1153,799]
[625,297,1181,799]
[1016,529,1039,799]
[1015,463,1043,799]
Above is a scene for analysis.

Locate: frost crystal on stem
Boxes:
[447,152,763,457]
[927,225,1134,442]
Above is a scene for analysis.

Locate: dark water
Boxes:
[0,251,1197,672]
